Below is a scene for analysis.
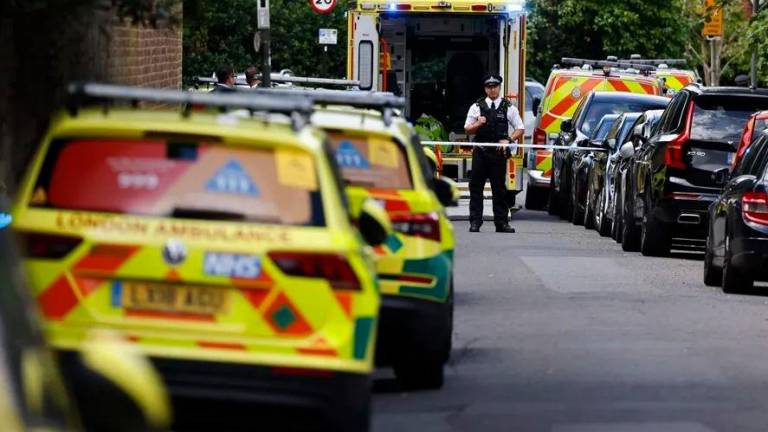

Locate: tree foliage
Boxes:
[183,0,348,84]
[526,0,688,82]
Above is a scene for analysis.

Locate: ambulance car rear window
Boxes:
[31,139,325,226]
[326,133,412,189]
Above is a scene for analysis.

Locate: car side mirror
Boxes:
[433,176,459,207]
[531,97,541,115]
[712,167,730,186]
[71,331,172,432]
[619,142,635,159]
[632,124,643,140]
[560,119,574,133]
[358,199,392,246]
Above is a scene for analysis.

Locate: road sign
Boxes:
[309,0,337,14]
[703,0,723,37]
[319,28,338,45]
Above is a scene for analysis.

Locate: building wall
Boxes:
[107,20,182,89]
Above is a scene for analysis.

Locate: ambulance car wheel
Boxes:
[334,391,371,432]
[547,175,560,215]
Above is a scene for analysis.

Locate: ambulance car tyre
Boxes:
[525,185,546,210]
[334,389,371,432]
[560,170,572,220]
[547,174,560,215]
[394,356,444,390]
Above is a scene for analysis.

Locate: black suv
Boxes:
[633,85,768,256]
[549,91,670,222]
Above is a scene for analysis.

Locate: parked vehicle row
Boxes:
[542,82,768,296]
[10,83,459,431]
[526,56,696,211]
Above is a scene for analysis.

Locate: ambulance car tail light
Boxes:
[268,252,361,291]
[742,192,768,225]
[20,232,83,259]
[533,127,547,144]
[665,102,694,171]
[471,4,487,11]
[391,212,441,242]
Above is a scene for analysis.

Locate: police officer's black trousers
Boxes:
[469,148,509,227]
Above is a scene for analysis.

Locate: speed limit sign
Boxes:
[309,0,337,14]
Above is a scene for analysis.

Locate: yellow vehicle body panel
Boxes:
[13,109,380,375]
[312,108,455,304]
[352,0,525,13]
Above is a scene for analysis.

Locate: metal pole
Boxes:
[751,0,759,88]
[257,0,272,88]
[710,37,717,86]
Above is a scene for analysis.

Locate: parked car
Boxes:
[614,110,665,249]
[570,113,620,226]
[550,91,672,223]
[583,112,645,232]
[633,85,768,256]
[704,129,768,292]
[732,110,768,170]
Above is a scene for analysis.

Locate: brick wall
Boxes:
[107,20,182,89]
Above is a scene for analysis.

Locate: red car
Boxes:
[733,110,768,169]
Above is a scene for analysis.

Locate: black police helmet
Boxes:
[483,74,503,86]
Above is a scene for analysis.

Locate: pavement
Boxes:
[372,188,768,432]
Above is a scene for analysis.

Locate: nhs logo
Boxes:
[204,252,261,279]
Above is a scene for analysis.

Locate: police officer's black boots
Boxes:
[469,222,481,233]
[495,223,515,233]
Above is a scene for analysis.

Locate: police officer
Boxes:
[464,74,525,233]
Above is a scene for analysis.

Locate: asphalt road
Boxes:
[372,203,768,432]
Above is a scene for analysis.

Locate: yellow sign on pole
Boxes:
[703,0,724,37]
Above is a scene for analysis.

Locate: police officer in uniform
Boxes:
[464,74,525,233]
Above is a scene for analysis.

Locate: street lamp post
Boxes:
[257,0,271,87]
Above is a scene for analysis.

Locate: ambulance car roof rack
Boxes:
[195,75,360,89]
[618,58,687,67]
[66,82,315,130]
[249,88,406,126]
[560,58,657,73]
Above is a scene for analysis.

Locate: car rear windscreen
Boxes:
[691,96,768,144]
[326,133,412,189]
[581,100,667,137]
[31,138,324,226]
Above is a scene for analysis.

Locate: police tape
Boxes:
[420,141,609,152]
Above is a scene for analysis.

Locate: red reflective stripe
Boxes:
[74,245,139,274]
[540,112,558,130]
[334,292,353,317]
[609,80,630,92]
[639,82,656,94]
[241,288,270,309]
[38,276,79,320]
[197,341,247,350]
[547,79,602,117]
[297,346,337,356]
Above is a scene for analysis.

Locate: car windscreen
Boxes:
[581,100,667,137]
[592,117,617,140]
[691,96,768,144]
[31,138,324,226]
[326,132,413,189]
